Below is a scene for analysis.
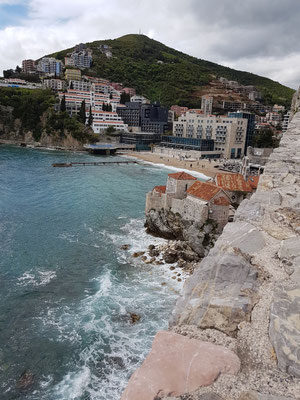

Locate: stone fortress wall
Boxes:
[122,92,300,399]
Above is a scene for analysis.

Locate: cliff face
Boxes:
[0,105,94,149]
[145,209,218,257]
[122,111,300,399]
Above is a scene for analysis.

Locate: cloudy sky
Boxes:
[0,0,299,88]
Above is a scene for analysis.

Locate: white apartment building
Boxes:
[44,79,65,91]
[69,80,91,91]
[89,111,128,133]
[173,112,248,159]
[201,95,213,115]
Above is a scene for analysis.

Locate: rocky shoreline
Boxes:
[122,107,300,398]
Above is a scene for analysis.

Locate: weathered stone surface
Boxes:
[163,394,223,400]
[170,251,258,337]
[269,287,300,377]
[215,221,265,256]
[234,198,265,222]
[121,331,240,400]
[278,237,300,260]
[239,392,296,400]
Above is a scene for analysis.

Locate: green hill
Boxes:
[50,34,294,108]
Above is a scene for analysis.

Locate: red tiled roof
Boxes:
[215,173,252,193]
[153,185,166,194]
[168,172,197,181]
[213,196,230,206]
[247,175,259,190]
[187,181,221,201]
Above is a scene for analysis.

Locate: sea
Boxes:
[0,145,201,400]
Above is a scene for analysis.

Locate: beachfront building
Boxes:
[172,112,247,159]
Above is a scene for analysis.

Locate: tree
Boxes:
[88,105,93,126]
[79,100,86,124]
[120,92,131,104]
[70,81,74,89]
[3,69,14,79]
[15,65,22,74]
[60,95,66,112]
[106,126,116,134]
[253,128,277,148]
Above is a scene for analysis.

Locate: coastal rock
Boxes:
[132,251,145,258]
[269,287,300,377]
[121,331,240,400]
[120,244,131,250]
[16,370,35,390]
[170,250,258,337]
[163,250,178,264]
[129,313,141,324]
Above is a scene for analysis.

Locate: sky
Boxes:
[0,0,300,89]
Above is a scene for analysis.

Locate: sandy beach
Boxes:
[126,151,232,179]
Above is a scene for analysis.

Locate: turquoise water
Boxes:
[0,146,181,400]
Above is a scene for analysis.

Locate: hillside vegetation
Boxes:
[0,87,96,144]
[50,34,295,107]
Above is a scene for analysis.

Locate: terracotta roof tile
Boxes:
[213,196,230,206]
[168,172,197,181]
[187,181,221,201]
[215,173,252,193]
[247,175,260,190]
[153,185,166,194]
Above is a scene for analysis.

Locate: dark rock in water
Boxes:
[180,249,199,262]
[163,250,178,264]
[149,248,160,257]
[130,313,141,324]
[148,244,155,251]
[120,244,131,250]
[132,251,145,258]
[16,370,35,390]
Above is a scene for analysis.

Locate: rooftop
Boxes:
[247,175,260,190]
[168,172,197,181]
[153,185,166,194]
[187,181,221,201]
[215,173,253,192]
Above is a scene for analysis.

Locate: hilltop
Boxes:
[48,34,294,107]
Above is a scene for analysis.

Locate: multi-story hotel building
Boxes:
[37,57,62,76]
[173,112,247,159]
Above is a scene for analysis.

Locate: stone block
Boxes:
[121,331,240,400]
[170,252,258,336]
[269,287,300,377]
[239,391,296,400]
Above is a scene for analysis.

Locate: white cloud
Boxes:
[0,0,299,89]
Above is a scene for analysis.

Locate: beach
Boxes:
[126,151,231,179]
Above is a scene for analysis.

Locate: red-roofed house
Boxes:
[186,181,231,230]
[215,173,254,204]
[146,171,231,232]
[166,172,197,199]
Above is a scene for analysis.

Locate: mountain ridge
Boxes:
[48,34,294,108]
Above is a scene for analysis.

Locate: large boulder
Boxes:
[121,331,240,400]
[170,250,258,337]
[269,287,300,377]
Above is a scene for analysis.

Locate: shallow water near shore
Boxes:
[0,146,182,400]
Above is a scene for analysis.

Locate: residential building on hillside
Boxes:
[130,95,150,104]
[90,111,128,133]
[43,79,65,91]
[228,111,255,154]
[170,105,188,117]
[65,68,81,81]
[173,112,247,159]
[123,87,136,96]
[201,95,213,115]
[37,57,62,76]
[266,112,281,126]
[22,59,36,74]
[69,80,91,91]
